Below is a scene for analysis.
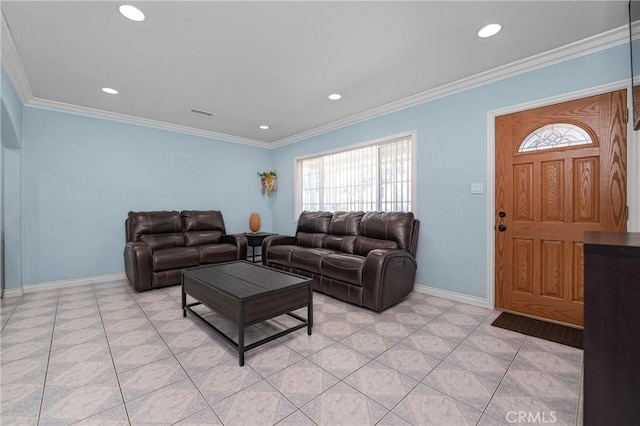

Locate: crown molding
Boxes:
[1,11,33,104]
[270,23,630,148]
[2,8,267,149]
[2,17,630,150]
[28,98,270,148]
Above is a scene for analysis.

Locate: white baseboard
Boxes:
[2,287,23,298]
[2,273,127,298]
[413,283,489,308]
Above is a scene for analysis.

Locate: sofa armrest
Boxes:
[263,235,296,249]
[261,235,297,265]
[124,242,153,292]
[363,249,417,312]
[221,234,248,260]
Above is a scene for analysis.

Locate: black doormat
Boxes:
[491,312,583,349]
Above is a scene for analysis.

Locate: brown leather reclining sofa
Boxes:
[124,210,247,291]
[262,211,419,312]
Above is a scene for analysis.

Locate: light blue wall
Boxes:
[21,107,273,285]
[1,68,24,290]
[272,44,631,298]
[11,42,634,296]
[3,149,22,289]
[1,69,23,148]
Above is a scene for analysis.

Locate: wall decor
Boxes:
[258,171,277,196]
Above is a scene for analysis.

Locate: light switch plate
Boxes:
[471,183,484,194]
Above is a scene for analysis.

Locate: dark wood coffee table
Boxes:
[181,261,312,366]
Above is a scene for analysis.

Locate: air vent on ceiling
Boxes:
[190,108,214,117]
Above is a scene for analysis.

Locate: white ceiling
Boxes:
[1,1,630,145]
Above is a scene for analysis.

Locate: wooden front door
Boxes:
[495,90,627,326]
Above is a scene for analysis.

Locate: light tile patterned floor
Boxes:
[0,280,584,425]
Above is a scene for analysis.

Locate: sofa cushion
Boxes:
[296,232,325,248]
[139,233,186,250]
[359,211,415,250]
[354,236,398,256]
[291,248,336,274]
[128,211,182,241]
[323,235,357,253]
[184,231,222,247]
[267,245,298,267]
[297,211,332,233]
[328,211,364,235]
[152,247,199,272]
[182,210,226,232]
[321,253,366,286]
[197,244,238,264]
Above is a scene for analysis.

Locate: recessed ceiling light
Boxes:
[101,87,118,95]
[328,93,342,100]
[259,125,270,130]
[478,23,501,38]
[119,5,145,22]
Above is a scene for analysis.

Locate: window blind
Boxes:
[297,135,413,214]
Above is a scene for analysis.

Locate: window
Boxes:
[518,123,593,152]
[296,134,414,216]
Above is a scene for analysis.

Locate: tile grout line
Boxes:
[264,298,347,422]
[576,360,585,426]
[376,303,509,424]
[199,299,321,423]
[299,298,462,425]
[302,297,429,424]
[93,283,134,425]
[372,300,465,425]
[377,302,459,423]
[134,289,228,425]
[18,284,583,426]
[475,321,529,425]
[36,289,61,426]
[0,294,23,334]
[477,330,584,425]
[185,295,363,423]
[465,311,526,417]
[162,302,227,426]
[368,298,471,423]
[46,284,134,425]
[129,292,201,422]
[189,292,460,424]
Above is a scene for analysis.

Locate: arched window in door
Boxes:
[518,123,593,152]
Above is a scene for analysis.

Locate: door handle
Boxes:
[497,211,507,232]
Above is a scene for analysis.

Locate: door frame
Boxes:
[485,79,639,309]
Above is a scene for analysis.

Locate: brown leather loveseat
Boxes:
[262,211,419,312]
[124,210,247,291]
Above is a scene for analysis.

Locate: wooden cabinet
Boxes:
[583,232,640,425]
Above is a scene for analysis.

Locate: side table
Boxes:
[242,232,277,262]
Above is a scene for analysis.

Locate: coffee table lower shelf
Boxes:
[183,301,310,366]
